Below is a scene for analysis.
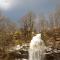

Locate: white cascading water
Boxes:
[29,34,46,60]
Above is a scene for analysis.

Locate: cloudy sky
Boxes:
[0,0,60,20]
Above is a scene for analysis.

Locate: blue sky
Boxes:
[0,0,60,21]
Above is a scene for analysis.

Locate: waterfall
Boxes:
[29,34,46,60]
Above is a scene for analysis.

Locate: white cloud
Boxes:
[0,0,12,10]
[0,0,48,10]
[0,0,60,11]
[0,0,24,10]
[47,0,60,6]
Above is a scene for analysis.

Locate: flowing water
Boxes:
[29,34,46,60]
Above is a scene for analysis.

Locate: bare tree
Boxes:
[49,8,60,29]
[0,16,17,52]
[19,12,36,42]
[38,15,48,32]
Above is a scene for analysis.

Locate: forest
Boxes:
[0,8,60,60]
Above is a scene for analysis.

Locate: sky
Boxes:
[0,0,60,21]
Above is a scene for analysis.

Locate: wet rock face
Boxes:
[45,51,60,60]
[6,44,29,60]
[46,53,60,60]
[4,46,60,60]
[9,51,28,59]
